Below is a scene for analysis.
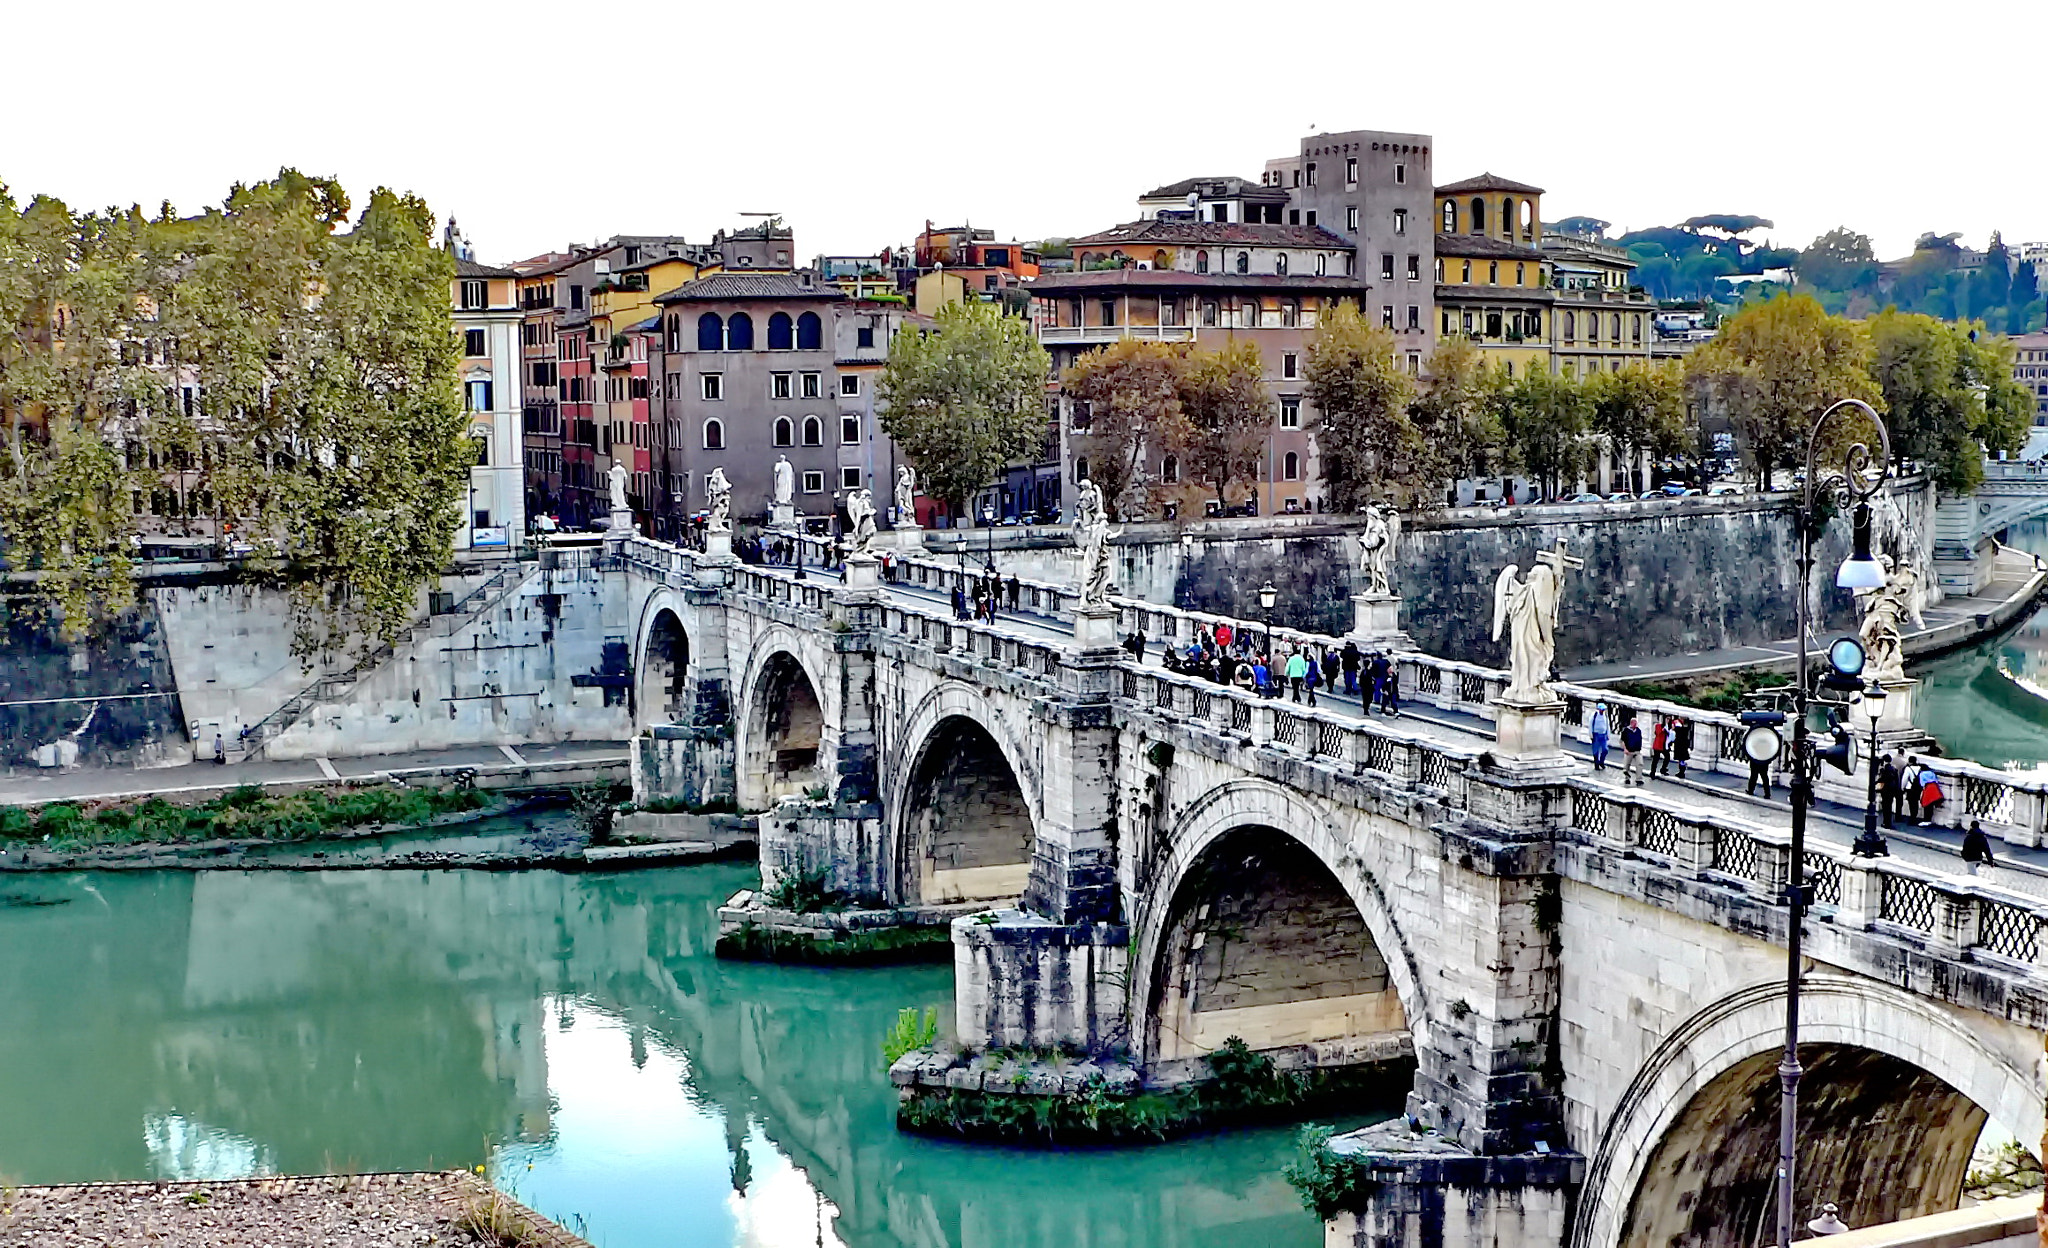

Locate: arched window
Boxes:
[1632,314,1643,343]
[1610,313,1621,342]
[802,416,822,446]
[1195,250,1210,274]
[1563,311,1576,342]
[726,312,754,351]
[1435,257,1445,282]
[767,312,794,350]
[1281,299,1300,328]
[1441,200,1457,232]
[1470,198,1486,233]
[704,419,725,449]
[1275,252,1289,276]
[697,312,723,352]
[774,417,793,447]
[1315,253,1327,276]
[796,311,822,351]
[1153,250,1170,268]
[1163,455,1179,483]
[1283,451,1299,481]
[1235,251,1249,274]
[1488,261,1498,284]
[1075,456,1089,482]
[1500,198,1514,235]
[1520,199,1535,233]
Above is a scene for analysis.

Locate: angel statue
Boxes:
[1858,557,1922,683]
[846,487,877,554]
[1356,505,1401,597]
[608,460,630,512]
[705,466,732,533]
[895,464,918,526]
[1073,477,1113,607]
[1491,540,1583,703]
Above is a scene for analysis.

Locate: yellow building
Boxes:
[1433,174,1552,378]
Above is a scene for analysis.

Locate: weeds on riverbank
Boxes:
[883,1007,941,1065]
[0,784,493,850]
[1613,669,1790,712]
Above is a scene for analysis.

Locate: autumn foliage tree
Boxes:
[1302,303,1420,508]
[1177,339,1271,512]
[1059,338,1190,520]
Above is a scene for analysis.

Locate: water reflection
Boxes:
[1915,518,2048,771]
[0,843,1369,1247]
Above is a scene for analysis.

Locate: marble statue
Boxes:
[608,460,629,512]
[846,487,877,554]
[1858,557,1923,683]
[773,455,794,507]
[1074,478,1113,608]
[1357,506,1401,597]
[895,464,918,525]
[705,466,731,533]
[1491,540,1583,702]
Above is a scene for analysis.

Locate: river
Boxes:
[1915,517,2048,772]
[0,833,1384,1248]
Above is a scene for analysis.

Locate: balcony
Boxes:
[1036,324,1198,345]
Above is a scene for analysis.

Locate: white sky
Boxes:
[7,0,2043,267]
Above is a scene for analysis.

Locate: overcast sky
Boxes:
[7,0,2042,267]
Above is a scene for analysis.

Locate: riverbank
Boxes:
[0,1172,592,1248]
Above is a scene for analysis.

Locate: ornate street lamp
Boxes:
[1776,398,1892,1248]
[1853,677,1891,859]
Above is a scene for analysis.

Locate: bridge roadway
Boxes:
[779,550,2048,900]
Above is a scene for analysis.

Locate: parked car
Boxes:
[1605,492,1634,502]
[1708,484,1745,496]
[1567,492,1604,503]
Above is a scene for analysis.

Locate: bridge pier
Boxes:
[632,583,736,811]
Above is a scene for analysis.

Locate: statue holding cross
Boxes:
[1492,540,1584,703]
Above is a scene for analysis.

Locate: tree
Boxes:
[1971,233,2012,319]
[1587,363,1689,493]
[1684,294,1881,491]
[1177,339,1270,511]
[1797,227,1880,296]
[1059,338,1191,520]
[1408,335,1503,491]
[877,298,1051,513]
[1866,311,2031,492]
[1495,370,1591,500]
[1302,303,1418,509]
[1550,216,1610,240]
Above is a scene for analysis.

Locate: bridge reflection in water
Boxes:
[0,836,1371,1248]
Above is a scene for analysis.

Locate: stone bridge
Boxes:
[1936,459,2048,592]
[603,528,2048,1248]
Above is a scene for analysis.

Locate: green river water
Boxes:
[1915,517,2048,772]
[0,842,1378,1247]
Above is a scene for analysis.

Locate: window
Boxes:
[1163,455,1179,483]
[1281,300,1299,328]
[1283,352,1298,380]
[464,328,486,357]
[1528,312,1541,337]
[1486,312,1502,338]
[1283,451,1299,481]
[797,312,823,350]
[703,419,724,449]
[841,465,862,489]
[1099,299,1117,327]
[1501,198,1514,234]
[460,280,486,310]
[1521,200,1534,234]
[856,326,875,349]
[1305,210,1317,227]
[767,311,794,350]
[801,471,824,493]
[1075,456,1089,482]
[1306,162,1317,186]
[1275,252,1288,276]
[771,372,792,399]
[702,373,723,400]
[473,438,489,467]
[1280,397,1300,428]
[1382,305,1395,328]
[569,284,584,311]
[802,416,822,446]
[840,374,860,397]
[1211,204,1228,223]
[1515,263,1525,286]
[630,376,648,400]
[774,417,793,446]
[1407,255,1420,281]
[1610,313,1621,342]
[465,379,492,412]
[1289,209,1301,225]
[1315,254,1327,276]
[1395,163,1407,185]
[1344,157,1357,185]
[1235,252,1249,274]
[841,415,859,444]
[1632,314,1643,343]
[1563,311,1576,342]
[697,313,722,351]
[1346,206,1360,232]
[664,370,680,398]
[1442,201,1457,232]
[1407,305,1419,329]
[1381,254,1395,280]
[1161,298,1179,326]
[802,372,821,398]
[1393,209,1407,236]
[1484,261,1496,284]
[1470,198,1485,233]
[1461,260,1472,283]
[1442,310,1453,335]
[1201,301,1218,326]
[726,312,754,350]
[1196,249,1210,274]
[1435,257,1445,282]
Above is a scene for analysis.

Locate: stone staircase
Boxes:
[238,561,533,760]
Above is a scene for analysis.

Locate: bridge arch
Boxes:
[888,683,1040,907]
[1133,780,1428,1067]
[631,589,694,729]
[1574,975,2043,1248]
[736,633,832,810]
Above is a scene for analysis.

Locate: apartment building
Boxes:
[1282,129,1437,374]
[449,242,526,551]
[2011,330,2048,427]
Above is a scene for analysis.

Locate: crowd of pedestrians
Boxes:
[1152,624,1403,714]
[952,570,1021,623]
[1588,702,1693,787]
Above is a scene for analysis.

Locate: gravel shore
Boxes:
[0,1172,590,1247]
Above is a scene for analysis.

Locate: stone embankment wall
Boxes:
[0,597,188,770]
[930,480,1939,668]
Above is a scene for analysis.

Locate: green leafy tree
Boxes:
[1867,310,2031,492]
[1495,369,1591,499]
[1302,303,1418,508]
[1798,227,1881,295]
[1971,233,2012,318]
[1407,335,1503,493]
[2008,262,2040,334]
[1684,293,1881,491]
[1587,362,1689,493]
[1177,339,1271,511]
[1059,337,1191,519]
[877,299,1051,513]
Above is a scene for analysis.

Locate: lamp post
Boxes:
[1854,681,1891,859]
[1777,398,1891,1248]
[1258,581,1278,670]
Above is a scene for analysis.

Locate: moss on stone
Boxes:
[713,921,953,965]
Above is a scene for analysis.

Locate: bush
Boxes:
[762,864,845,914]
[19,784,492,850]
[882,1006,940,1065]
[1283,1124,1376,1219]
